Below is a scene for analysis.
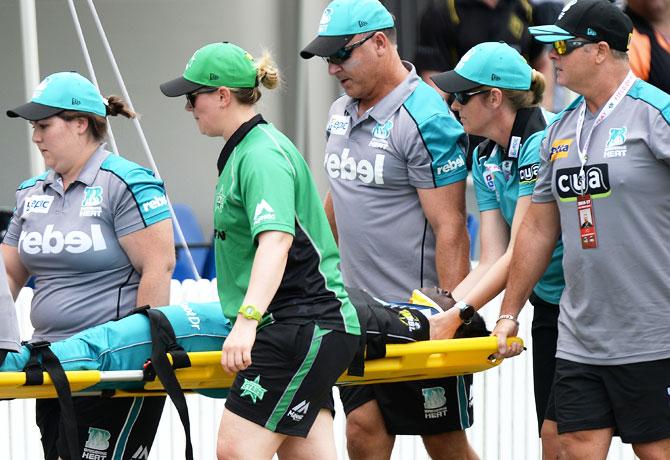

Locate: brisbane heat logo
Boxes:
[555,164,611,201]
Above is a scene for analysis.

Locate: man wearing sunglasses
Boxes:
[494,1,670,459]
[301,1,475,459]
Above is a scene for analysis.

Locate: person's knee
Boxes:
[632,438,670,460]
[345,404,393,457]
[422,430,473,460]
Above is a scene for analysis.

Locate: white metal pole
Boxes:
[66,0,120,155]
[19,0,44,177]
[84,0,201,280]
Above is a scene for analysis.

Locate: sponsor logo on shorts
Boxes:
[550,139,572,161]
[83,427,110,459]
[19,224,107,255]
[604,127,627,158]
[325,148,385,184]
[131,445,149,459]
[555,164,611,202]
[436,155,465,176]
[422,386,448,419]
[240,375,267,404]
[519,163,539,184]
[287,400,310,422]
[253,199,275,225]
[397,309,422,332]
[23,195,54,215]
[80,186,104,217]
[142,194,168,214]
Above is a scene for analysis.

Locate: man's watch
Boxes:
[238,304,262,322]
[455,301,475,325]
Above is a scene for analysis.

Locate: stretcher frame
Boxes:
[0,336,522,399]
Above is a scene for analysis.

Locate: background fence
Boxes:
[0,280,637,459]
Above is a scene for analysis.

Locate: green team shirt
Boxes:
[213,115,360,335]
[471,107,565,304]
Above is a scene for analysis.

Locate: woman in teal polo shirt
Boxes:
[430,42,565,459]
[160,42,360,459]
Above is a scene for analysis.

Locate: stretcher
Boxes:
[0,335,522,400]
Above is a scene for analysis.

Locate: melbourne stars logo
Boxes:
[240,375,267,403]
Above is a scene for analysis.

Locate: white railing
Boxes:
[0,280,637,460]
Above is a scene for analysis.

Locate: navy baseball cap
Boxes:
[7,72,107,121]
[528,0,633,52]
[431,42,532,93]
[300,0,394,59]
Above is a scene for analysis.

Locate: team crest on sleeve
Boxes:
[550,139,572,161]
[80,186,103,217]
[23,195,54,215]
[604,127,627,158]
[253,199,276,226]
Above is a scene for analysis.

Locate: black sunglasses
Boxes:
[552,39,593,56]
[324,32,377,65]
[185,87,218,108]
[452,89,490,105]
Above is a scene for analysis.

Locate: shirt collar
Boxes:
[43,143,110,190]
[217,114,267,175]
[344,61,420,124]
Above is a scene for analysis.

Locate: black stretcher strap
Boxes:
[23,341,81,460]
[134,306,193,460]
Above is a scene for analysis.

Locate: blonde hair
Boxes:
[231,50,280,105]
[500,70,545,111]
[59,95,135,141]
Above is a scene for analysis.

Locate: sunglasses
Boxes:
[452,89,490,105]
[185,87,218,108]
[325,32,377,65]
[552,39,593,56]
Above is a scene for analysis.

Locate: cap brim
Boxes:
[159,76,206,97]
[528,25,576,43]
[6,102,63,121]
[431,70,480,93]
[300,34,354,59]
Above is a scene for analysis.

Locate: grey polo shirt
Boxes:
[325,63,468,300]
[533,79,670,365]
[0,256,20,351]
[4,145,170,341]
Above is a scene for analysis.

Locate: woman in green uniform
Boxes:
[430,42,566,459]
[160,42,360,460]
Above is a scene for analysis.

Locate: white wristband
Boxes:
[496,314,519,326]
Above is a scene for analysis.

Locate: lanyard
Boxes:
[574,71,636,193]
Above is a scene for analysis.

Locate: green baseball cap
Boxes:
[160,42,258,97]
[431,42,532,93]
[300,0,394,59]
[7,71,106,121]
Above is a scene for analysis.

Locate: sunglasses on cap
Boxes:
[552,39,593,56]
[185,87,218,108]
[324,32,377,65]
[451,89,490,105]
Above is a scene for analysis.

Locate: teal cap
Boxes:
[160,42,258,97]
[7,72,106,121]
[300,0,394,59]
[431,42,532,93]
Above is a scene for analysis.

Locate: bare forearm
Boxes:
[241,232,292,313]
[323,191,338,244]
[136,267,172,307]
[436,231,469,291]
[457,250,513,309]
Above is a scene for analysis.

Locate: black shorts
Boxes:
[36,395,165,460]
[339,375,474,435]
[530,292,559,432]
[554,357,670,443]
[225,322,358,437]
